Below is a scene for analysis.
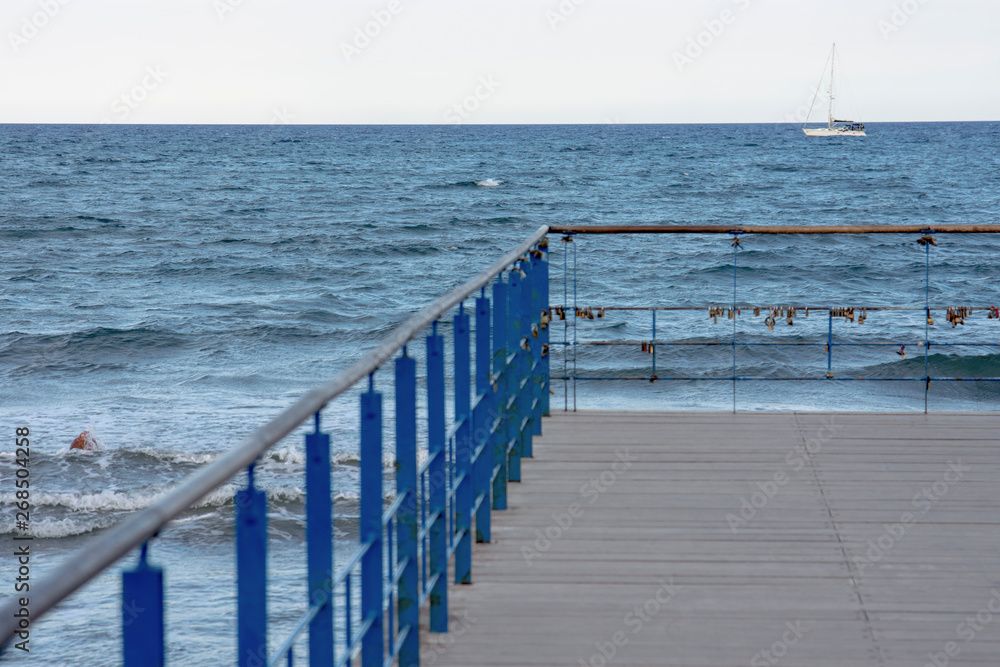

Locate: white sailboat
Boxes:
[802,43,866,137]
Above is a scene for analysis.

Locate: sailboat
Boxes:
[802,43,866,137]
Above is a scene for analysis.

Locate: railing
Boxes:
[549,224,1000,413]
[0,226,551,666]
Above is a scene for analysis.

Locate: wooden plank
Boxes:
[418,411,1000,667]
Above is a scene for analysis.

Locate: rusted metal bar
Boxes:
[549,224,1000,234]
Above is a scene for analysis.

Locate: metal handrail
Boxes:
[550,224,1000,234]
[0,224,550,644]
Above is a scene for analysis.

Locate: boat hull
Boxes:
[803,128,866,137]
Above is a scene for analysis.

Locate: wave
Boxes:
[0,326,190,359]
[0,484,305,514]
[865,352,1000,379]
[421,179,501,189]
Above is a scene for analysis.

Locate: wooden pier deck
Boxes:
[419,411,1000,667]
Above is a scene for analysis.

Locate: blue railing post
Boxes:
[507,267,524,482]
[474,292,492,543]
[395,352,419,665]
[454,306,473,584]
[122,542,164,667]
[521,256,538,453]
[491,277,509,511]
[426,327,448,632]
[537,240,550,417]
[305,413,333,667]
[236,463,267,667]
[360,379,383,667]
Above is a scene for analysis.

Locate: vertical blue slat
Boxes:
[122,543,164,667]
[491,278,508,511]
[305,415,333,667]
[539,240,550,417]
[360,386,383,667]
[237,465,267,667]
[395,354,419,665]
[507,268,523,482]
[454,308,472,584]
[426,330,448,632]
[528,248,545,433]
[521,257,538,453]
[474,294,492,543]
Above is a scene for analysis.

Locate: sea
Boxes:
[1,122,999,664]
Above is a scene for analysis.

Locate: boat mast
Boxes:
[828,43,836,129]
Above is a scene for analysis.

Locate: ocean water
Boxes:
[1,122,999,664]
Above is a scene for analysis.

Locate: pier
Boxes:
[422,410,1000,666]
[3,224,1000,666]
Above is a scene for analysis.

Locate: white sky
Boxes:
[2,0,998,124]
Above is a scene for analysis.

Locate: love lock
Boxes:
[897,344,906,360]
[753,307,761,317]
[541,343,549,357]
[598,308,605,318]
[927,308,935,326]
[532,324,539,338]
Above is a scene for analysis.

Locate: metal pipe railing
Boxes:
[0,225,550,647]
[550,224,1000,234]
[552,225,1000,413]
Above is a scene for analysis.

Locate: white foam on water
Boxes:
[475,178,501,187]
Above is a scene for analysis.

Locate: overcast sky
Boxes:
[2,0,998,124]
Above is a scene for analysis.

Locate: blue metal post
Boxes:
[395,353,419,665]
[538,240,550,417]
[426,326,448,632]
[522,257,539,450]
[475,293,492,543]
[491,278,508,510]
[924,238,931,414]
[651,309,657,376]
[507,268,524,482]
[122,543,164,667]
[305,413,333,667]
[236,463,267,667]
[827,311,834,376]
[454,307,472,584]
[360,379,383,667]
